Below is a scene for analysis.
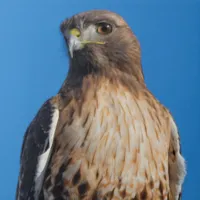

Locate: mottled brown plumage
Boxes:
[16,10,186,200]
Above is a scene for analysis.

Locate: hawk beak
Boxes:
[67,28,83,58]
[66,28,106,58]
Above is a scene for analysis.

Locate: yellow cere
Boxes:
[70,28,81,37]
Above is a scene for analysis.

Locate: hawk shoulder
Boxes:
[16,98,59,200]
[169,117,186,200]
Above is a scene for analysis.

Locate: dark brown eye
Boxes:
[96,22,112,35]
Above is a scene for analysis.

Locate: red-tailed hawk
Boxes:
[16,10,186,200]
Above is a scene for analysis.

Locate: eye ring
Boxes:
[96,22,113,35]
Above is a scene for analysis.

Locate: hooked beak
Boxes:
[65,28,105,58]
[66,28,82,58]
[68,35,83,58]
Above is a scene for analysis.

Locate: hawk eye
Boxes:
[96,22,112,35]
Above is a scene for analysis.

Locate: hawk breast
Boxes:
[43,80,170,200]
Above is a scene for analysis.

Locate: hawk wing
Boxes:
[169,118,186,200]
[16,99,59,200]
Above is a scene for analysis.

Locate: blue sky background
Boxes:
[0,0,199,199]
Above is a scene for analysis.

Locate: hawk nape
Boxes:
[16,10,186,200]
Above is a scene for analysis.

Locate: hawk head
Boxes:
[60,10,144,84]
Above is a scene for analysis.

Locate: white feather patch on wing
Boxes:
[34,108,59,199]
[169,117,186,200]
[170,118,186,183]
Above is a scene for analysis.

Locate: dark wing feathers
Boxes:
[16,99,55,200]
